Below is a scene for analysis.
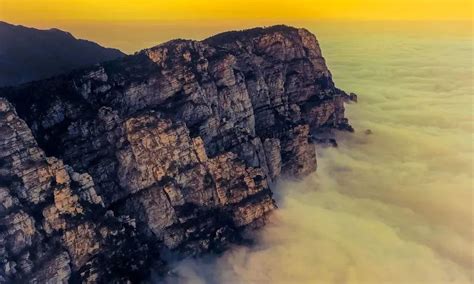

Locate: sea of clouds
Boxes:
[160,22,473,284]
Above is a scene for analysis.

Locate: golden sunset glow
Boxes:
[2,0,471,53]
[1,0,472,25]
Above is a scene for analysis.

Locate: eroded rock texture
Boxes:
[0,98,156,283]
[0,25,353,282]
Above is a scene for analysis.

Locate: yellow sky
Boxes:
[1,0,471,53]
[1,0,472,25]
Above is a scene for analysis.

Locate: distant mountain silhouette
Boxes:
[0,21,125,87]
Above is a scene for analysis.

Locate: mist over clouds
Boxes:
[161,23,473,284]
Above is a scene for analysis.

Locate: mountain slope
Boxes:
[0,21,125,87]
[0,25,354,282]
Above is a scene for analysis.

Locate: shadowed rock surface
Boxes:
[0,25,353,282]
[0,21,125,87]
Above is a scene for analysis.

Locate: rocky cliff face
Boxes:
[0,25,353,283]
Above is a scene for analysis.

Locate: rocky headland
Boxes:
[0,25,354,283]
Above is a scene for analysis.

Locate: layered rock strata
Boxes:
[0,25,353,282]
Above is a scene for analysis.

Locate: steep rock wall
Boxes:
[0,25,353,282]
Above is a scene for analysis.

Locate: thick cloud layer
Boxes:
[162,22,473,284]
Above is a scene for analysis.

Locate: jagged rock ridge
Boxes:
[0,25,354,282]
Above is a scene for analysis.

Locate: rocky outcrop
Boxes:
[0,98,156,283]
[0,25,353,282]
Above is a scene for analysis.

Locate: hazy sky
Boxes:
[1,0,472,25]
[1,0,472,53]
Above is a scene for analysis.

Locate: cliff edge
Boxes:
[0,25,353,282]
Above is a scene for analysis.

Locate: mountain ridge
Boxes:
[0,25,355,283]
[0,21,125,87]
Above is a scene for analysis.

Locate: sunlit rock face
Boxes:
[0,25,352,282]
[160,22,473,284]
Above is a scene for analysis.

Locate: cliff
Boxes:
[0,25,354,283]
[0,21,125,87]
